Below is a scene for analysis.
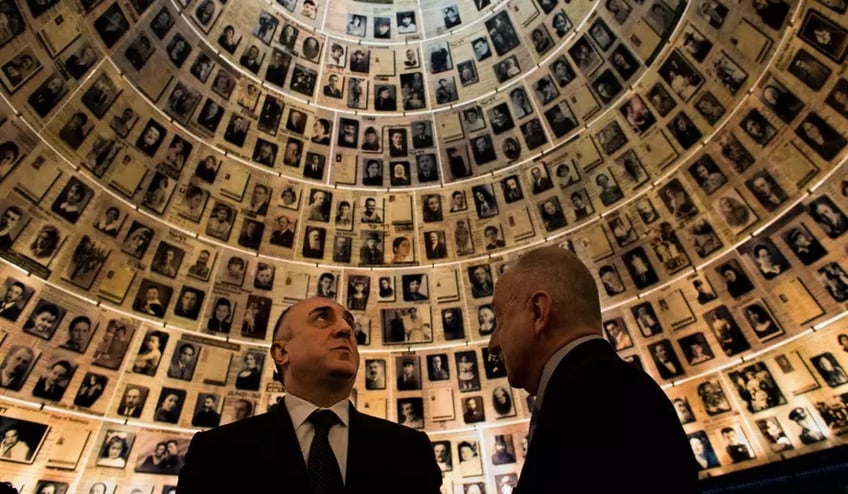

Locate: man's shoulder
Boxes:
[353,410,428,442]
[192,411,279,444]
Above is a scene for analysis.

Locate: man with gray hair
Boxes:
[487,246,698,492]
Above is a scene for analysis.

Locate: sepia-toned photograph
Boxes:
[0,415,49,464]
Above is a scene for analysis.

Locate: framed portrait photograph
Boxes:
[747,237,791,280]
[88,319,134,371]
[825,78,848,118]
[678,332,715,366]
[603,317,633,351]
[0,344,40,392]
[728,362,787,413]
[1,46,42,93]
[796,112,847,162]
[798,9,848,64]
[22,299,67,341]
[50,177,94,225]
[787,49,831,91]
[131,279,173,320]
[780,222,828,265]
[709,51,749,95]
[96,430,135,468]
[0,414,49,464]
[760,78,804,123]
[741,300,784,342]
[380,307,432,345]
[133,434,190,475]
[658,49,703,101]
[58,314,97,354]
[648,339,684,380]
[0,276,34,323]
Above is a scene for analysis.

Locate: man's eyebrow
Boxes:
[343,310,355,325]
[308,306,332,318]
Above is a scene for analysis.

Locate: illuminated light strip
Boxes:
[2,217,843,355]
[751,192,811,237]
[813,310,848,331]
[809,154,848,193]
[0,151,843,350]
[658,310,848,391]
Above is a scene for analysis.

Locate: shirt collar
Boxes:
[534,335,604,410]
[285,393,350,430]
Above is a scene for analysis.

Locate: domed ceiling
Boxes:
[0,0,847,491]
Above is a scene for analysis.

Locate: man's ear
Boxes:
[529,291,552,334]
[271,340,289,367]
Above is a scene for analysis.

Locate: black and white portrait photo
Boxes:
[0,415,49,464]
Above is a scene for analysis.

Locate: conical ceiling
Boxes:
[0,0,847,491]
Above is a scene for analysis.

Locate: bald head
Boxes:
[273,305,295,341]
[269,297,358,401]
[490,246,602,393]
[500,246,601,332]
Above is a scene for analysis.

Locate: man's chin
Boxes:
[328,361,358,379]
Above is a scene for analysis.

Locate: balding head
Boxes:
[501,246,601,330]
[269,297,358,406]
[489,246,602,393]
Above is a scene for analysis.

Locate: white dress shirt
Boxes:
[285,393,350,482]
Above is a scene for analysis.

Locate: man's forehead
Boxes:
[492,272,517,304]
[293,297,348,317]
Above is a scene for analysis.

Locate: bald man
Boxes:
[178,297,441,494]
[488,247,699,493]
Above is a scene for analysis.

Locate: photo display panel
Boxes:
[0,0,847,489]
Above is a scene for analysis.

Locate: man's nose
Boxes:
[333,319,353,338]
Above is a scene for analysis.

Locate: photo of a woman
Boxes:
[235,351,263,390]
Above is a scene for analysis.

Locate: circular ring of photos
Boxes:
[0,0,847,491]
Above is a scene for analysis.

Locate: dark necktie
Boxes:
[308,409,344,494]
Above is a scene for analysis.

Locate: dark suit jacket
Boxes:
[425,242,447,259]
[178,403,441,493]
[304,163,324,180]
[32,377,66,401]
[0,303,22,321]
[516,339,699,494]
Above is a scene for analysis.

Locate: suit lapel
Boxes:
[345,404,368,490]
[519,340,614,490]
[263,405,310,491]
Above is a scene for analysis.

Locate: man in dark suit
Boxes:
[179,297,442,493]
[117,386,145,418]
[191,395,221,428]
[0,206,23,250]
[411,122,433,149]
[487,246,699,493]
[31,360,72,401]
[303,152,324,180]
[0,280,26,321]
[359,232,383,265]
[270,215,295,248]
[530,167,552,194]
[424,231,448,260]
[397,359,419,390]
